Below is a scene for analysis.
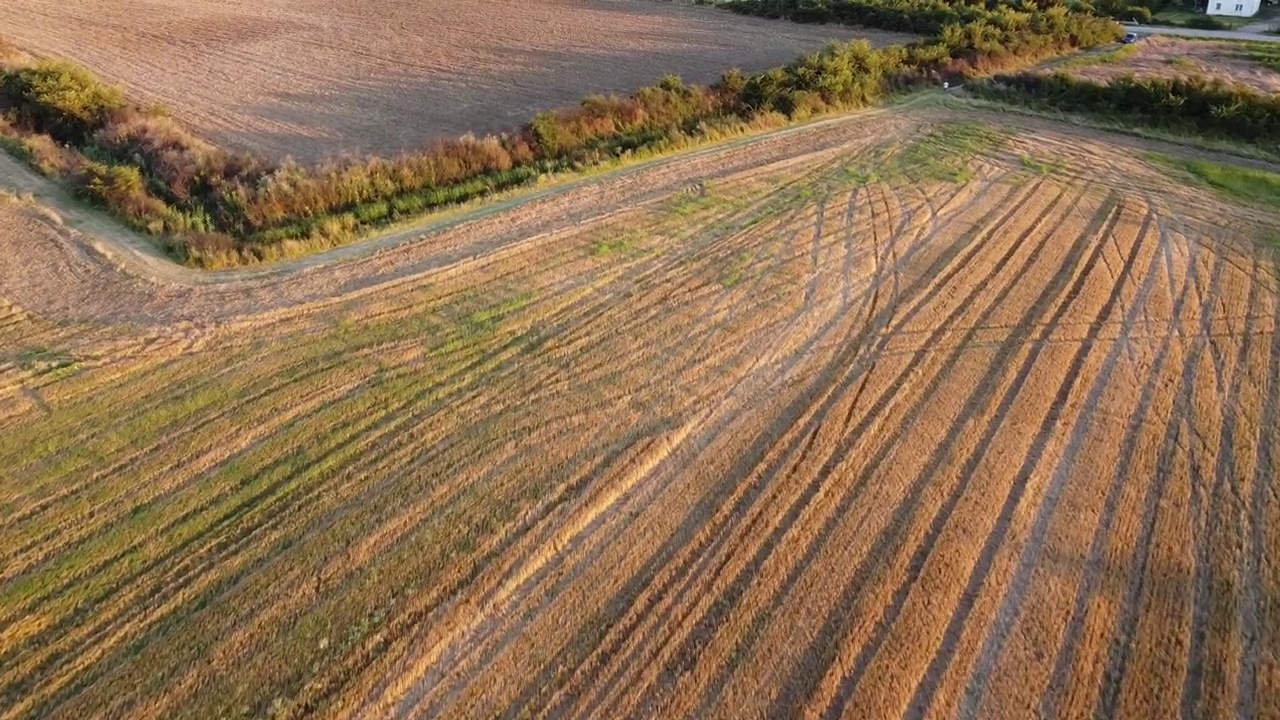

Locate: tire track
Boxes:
[793,191,1122,720]
[901,206,1155,720]
[499,174,962,717]
[955,204,1173,720]
[1179,252,1261,720]
[1238,269,1280,720]
[1034,216,1202,717]
[1098,245,1230,720]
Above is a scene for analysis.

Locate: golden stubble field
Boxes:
[0,0,912,162]
[1,108,1278,719]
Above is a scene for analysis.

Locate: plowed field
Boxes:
[0,0,911,162]
[1,108,1278,719]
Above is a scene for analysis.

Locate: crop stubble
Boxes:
[0,110,1278,719]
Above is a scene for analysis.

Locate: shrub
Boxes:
[0,60,126,143]
[973,71,1280,152]
[1185,14,1227,30]
[76,161,171,226]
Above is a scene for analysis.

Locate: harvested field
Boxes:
[2,107,1280,719]
[0,0,912,163]
[1063,36,1280,94]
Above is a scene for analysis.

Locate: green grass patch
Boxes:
[668,182,719,217]
[1147,152,1280,206]
[591,229,644,258]
[13,346,80,378]
[463,292,534,333]
[1230,42,1280,72]
[719,251,753,288]
[840,166,880,186]
[1264,228,1280,250]
[888,122,1009,184]
[1019,154,1065,175]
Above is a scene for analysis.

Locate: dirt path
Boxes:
[0,98,1272,328]
[1132,25,1280,42]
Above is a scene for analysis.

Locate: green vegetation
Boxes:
[1146,152,1280,206]
[1151,8,1247,29]
[971,72,1280,154]
[1232,41,1280,72]
[591,229,644,258]
[0,4,1120,268]
[1059,42,1138,68]
[14,346,79,378]
[1020,154,1066,174]
[891,122,1009,183]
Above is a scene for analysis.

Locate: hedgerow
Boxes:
[0,6,1121,267]
[971,71,1280,154]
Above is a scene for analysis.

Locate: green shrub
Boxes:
[1185,14,1227,30]
[0,60,125,143]
[76,161,171,226]
[973,71,1280,152]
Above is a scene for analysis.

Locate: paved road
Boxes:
[1129,24,1280,42]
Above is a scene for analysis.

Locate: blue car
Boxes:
[1123,32,1139,43]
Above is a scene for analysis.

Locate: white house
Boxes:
[1207,0,1260,17]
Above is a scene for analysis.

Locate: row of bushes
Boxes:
[724,0,1121,39]
[971,71,1280,153]
[0,7,1120,267]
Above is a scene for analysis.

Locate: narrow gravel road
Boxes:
[1131,24,1280,42]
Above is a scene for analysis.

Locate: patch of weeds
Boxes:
[1263,228,1280,251]
[466,293,533,332]
[591,228,644,258]
[1019,154,1065,176]
[841,166,879,186]
[1147,152,1280,206]
[1061,43,1138,69]
[14,346,79,377]
[1167,57,1196,69]
[719,251,752,288]
[668,180,718,217]
[888,122,1009,184]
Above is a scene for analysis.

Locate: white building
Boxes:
[1207,0,1260,17]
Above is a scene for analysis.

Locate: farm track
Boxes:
[0,106,1278,719]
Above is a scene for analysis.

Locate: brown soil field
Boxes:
[1,106,1279,719]
[1065,36,1280,94]
[0,0,912,163]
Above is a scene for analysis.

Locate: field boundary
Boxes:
[3,98,1276,298]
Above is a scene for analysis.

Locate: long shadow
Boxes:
[1035,222,1209,719]
[775,191,1117,720]
[899,209,1154,720]
[953,208,1174,720]
[675,182,1078,718]
[545,181,887,720]
[1180,253,1262,720]
[1239,256,1280,720]
[405,169,843,718]
[506,178,1024,719]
